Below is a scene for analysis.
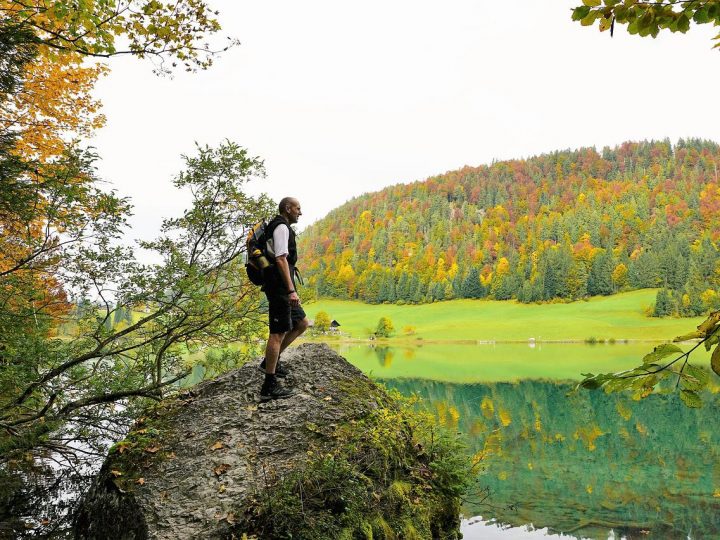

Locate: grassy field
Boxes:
[303,289,706,343]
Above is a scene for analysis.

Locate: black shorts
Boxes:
[265,288,306,334]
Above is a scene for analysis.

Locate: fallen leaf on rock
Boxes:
[110,469,123,477]
[226,512,237,524]
[145,446,160,453]
[218,484,226,493]
[323,396,332,401]
[136,478,145,485]
[245,404,258,412]
[213,463,231,477]
[210,441,225,450]
[40,518,50,526]
[167,452,176,459]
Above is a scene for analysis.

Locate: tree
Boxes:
[0,0,237,74]
[375,316,395,338]
[588,250,614,296]
[572,1,720,50]
[314,310,331,333]
[0,141,275,462]
[461,267,484,298]
[653,288,674,317]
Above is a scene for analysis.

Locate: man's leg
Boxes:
[264,331,286,373]
[261,331,293,401]
[279,317,309,355]
[260,288,293,400]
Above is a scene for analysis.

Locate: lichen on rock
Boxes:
[74,343,471,539]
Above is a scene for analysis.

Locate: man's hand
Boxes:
[289,291,300,306]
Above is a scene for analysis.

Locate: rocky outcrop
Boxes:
[74,343,465,539]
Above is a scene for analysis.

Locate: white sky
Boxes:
[91,0,720,240]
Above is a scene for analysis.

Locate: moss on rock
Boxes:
[75,343,472,539]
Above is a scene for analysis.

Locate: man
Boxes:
[259,197,309,401]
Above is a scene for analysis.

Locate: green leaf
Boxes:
[642,343,683,365]
[697,311,720,335]
[583,0,602,6]
[573,6,592,21]
[599,16,613,32]
[679,390,703,408]
[604,375,635,393]
[581,11,600,26]
[680,373,703,392]
[711,344,720,377]
[704,330,719,351]
[673,330,703,342]
[693,6,710,24]
[685,364,709,388]
[676,14,690,33]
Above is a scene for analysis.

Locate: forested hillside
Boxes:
[299,139,720,315]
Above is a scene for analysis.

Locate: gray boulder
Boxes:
[74,342,465,539]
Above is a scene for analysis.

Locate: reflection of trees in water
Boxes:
[384,379,720,540]
[368,345,394,367]
[1,461,89,538]
[368,345,414,366]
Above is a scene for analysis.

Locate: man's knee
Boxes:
[268,332,286,345]
[295,317,309,334]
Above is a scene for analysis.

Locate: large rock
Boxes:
[74,343,465,539]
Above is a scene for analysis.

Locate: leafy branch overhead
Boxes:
[579,310,720,407]
[573,0,720,49]
[0,0,238,73]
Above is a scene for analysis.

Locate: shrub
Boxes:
[237,391,472,539]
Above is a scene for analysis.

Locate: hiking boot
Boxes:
[258,358,289,378]
[260,378,294,402]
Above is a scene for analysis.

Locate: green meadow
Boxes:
[303,289,706,343]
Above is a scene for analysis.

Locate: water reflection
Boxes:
[333,341,712,383]
[383,378,720,539]
[329,342,719,539]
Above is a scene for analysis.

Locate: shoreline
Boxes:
[299,336,697,346]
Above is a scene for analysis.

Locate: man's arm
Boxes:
[275,255,300,305]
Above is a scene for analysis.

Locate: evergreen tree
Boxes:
[461,267,484,299]
[588,250,614,296]
[653,288,673,317]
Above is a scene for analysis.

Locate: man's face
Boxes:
[287,200,302,224]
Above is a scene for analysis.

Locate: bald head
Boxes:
[279,197,302,224]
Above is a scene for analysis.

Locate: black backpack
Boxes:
[245,221,271,285]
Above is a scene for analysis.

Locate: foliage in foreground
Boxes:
[579,310,720,407]
[238,391,476,540]
[0,142,274,463]
[573,1,720,50]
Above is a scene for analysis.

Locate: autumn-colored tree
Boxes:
[0,0,235,73]
[0,0,243,468]
[375,316,395,338]
[314,310,331,333]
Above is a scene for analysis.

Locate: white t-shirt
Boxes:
[270,223,290,258]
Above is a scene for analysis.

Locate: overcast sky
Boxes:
[91,0,720,240]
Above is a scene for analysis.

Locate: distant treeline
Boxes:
[299,139,720,316]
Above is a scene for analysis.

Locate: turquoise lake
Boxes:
[328,342,719,540]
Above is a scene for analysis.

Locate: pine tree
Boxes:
[461,267,484,299]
